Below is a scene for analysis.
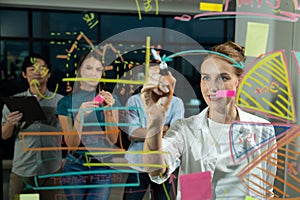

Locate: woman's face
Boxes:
[79,56,104,90]
[200,57,240,109]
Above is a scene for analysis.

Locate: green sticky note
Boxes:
[245,22,269,57]
[17,194,40,200]
[245,195,256,200]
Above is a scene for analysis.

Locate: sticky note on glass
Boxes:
[18,194,40,200]
[245,195,256,200]
[200,2,223,12]
[180,171,212,200]
[245,22,269,57]
[216,90,236,98]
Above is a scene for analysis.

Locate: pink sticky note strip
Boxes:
[216,90,236,98]
[180,171,212,200]
[93,94,105,105]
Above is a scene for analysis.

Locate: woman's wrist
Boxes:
[104,110,113,116]
[75,117,82,124]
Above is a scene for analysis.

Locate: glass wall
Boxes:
[0,7,235,157]
[0,7,235,200]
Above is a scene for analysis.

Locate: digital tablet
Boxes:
[1,96,46,122]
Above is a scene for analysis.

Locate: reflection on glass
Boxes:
[0,40,29,81]
[0,10,28,37]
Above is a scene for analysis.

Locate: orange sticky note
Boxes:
[180,171,212,200]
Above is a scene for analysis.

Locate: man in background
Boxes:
[1,53,63,200]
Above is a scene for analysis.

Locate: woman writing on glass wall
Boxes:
[141,41,277,199]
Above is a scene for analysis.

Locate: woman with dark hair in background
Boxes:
[56,50,120,200]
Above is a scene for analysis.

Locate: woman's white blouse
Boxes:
[150,107,277,200]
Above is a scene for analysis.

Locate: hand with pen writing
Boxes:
[141,66,176,110]
[140,66,176,136]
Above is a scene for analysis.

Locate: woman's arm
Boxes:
[143,104,167,176]
[58,100,99,148]
[100,90,120,144]
[141,66,176,176]
[103,109,119,144]
[58,115,81,147]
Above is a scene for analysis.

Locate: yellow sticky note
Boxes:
[245,22,269,57]
[245,195,256,200]
[199,2,223,12]
[18,194,40,200]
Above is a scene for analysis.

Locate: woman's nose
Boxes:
[93,68,99,74]
[207,82,218,92]
[208,81,224,92]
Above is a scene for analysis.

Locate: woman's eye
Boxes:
[96,68,103,72]
[220,76,229,81]
[202,76,210,81]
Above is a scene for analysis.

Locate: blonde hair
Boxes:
[211,41,246,63]
[203,41,246,78]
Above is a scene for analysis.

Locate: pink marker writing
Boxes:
[216,90,236,98]
[93,94,105,105]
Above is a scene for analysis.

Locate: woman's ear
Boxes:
[236,78,240,86]
[235,77,242,89]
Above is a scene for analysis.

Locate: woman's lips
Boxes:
[208,94,220,101]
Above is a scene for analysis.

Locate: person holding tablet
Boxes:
[2,53,63,200]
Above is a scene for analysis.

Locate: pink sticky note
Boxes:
[216,90,236,98]
[93,94,104,105]
[180,171,212,200]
